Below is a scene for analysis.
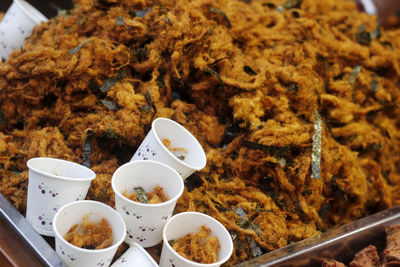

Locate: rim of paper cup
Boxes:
[13,0,48,24]
[152,118,207,171]
[162,212,233,266]
[27,157,96,182]
[112,160,184,208]
[128,242,159,266]
[53,200,126,253]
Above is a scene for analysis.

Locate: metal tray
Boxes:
[2,189,400,267]
[0,192,65,267]
[235,205,400,266]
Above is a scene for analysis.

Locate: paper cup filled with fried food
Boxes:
[130,117,206,179]
[53,200,126,267]
[0,0,47,60]
[160,212,233,267]
[26,157,96,236]
[112,160,184,247]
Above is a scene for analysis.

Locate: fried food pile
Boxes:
[170,225,221,264]
[0,0,400,265]
[123,185,169,204]
[64,215,113,249]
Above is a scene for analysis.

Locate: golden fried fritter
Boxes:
[0,0,400,265]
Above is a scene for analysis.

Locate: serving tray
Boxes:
[2,189,400,267]
[235,205,400,266]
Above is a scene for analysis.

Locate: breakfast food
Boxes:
[169,225,220,264]
[123,185,169,204]
[0,0,400,265]
[64,215,113,249]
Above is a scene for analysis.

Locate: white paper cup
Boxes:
[53,200,127,267]
[130,118,207,180]
[26,157,96,236]
[0,0,48,60]
[111,242,158,267]
[112,160,184,248]
[160,212,233,267]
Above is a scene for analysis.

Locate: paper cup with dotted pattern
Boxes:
[130,117,207,180]
[111,242,158,267]
[26,157,96,236]
[53,200,126,267]
[112,160,184,248]
[159,212,233,267]
[0,0,48,60]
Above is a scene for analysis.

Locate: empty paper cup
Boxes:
[111,242,158,267]
[112,160,184,248]
[26,157,96,236]
[159,212,233,267]
[0,0,48,60]
[53,200,126,267]
[130,118,207,179]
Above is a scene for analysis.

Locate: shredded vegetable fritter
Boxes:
[0,0,400,265]
[170,225,220,264]
[64,215,113,249]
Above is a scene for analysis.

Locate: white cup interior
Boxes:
[53,200,126,250]
[27,157,96,180]
[152,118,206,171]
[13,0,48,24]
[112,160,184,206]
[163,212,233,265]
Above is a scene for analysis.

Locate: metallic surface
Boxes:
[0,193,65,267]
[234,206,400,266]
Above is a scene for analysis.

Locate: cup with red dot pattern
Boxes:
[112,160,184,248]
[130,118,207,180]
[0,0,48,60]
[26,157,96,236]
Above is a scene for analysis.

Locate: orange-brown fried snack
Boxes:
[0,0,400,266]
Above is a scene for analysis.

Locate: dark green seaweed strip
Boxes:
[242,140,293,159]
[134,187,148,203]
[101,100,119,111]
[82,130,94,168]
[311,110,322,179]
[349,65,361,84]
[208,6,232,28]
[100,69,130,93]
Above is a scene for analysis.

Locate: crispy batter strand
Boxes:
[0,0,400,265]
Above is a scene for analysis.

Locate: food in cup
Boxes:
[64,214,113,250]
[123,185,169,204]
[26,157,96,236]
[53,200,126,267]
[131,118,207,179]
[168,225,221,264]
[162,138,188,161]
[3,0,400,265]
[112,160,184,247]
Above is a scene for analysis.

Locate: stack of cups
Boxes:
[0,0,48,60]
